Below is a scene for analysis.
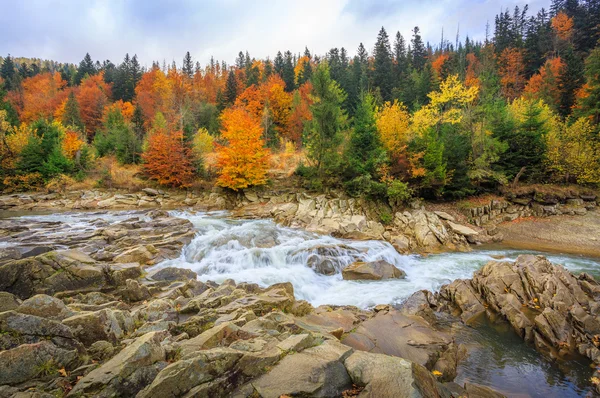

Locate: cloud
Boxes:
[0,0,548,68]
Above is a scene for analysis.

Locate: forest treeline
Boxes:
[0,0,599,200]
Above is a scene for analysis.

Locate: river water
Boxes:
[2,209,599,396]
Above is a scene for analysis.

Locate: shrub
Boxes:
[387,180,413,206]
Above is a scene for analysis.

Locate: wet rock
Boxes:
[438,255,600,365]
[464,382,507,398]
[17,294,74,321]
[68,331,167,397]
[148,267,197,282]
[252,340,354,398]
[341,310,459,381]
[342,260,406,281]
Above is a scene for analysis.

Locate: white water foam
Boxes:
[153,211,600,308]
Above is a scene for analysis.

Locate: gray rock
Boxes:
[17,294,74,321]
[344,351,423,397]
[62,309,134,346]
[0,292,20,312]
[89,340,115,361]
[0,341,80,385]
[137,347,243,398]
[252,340,353,398]
[68,331,167,397]
[149,267,197,282]
[342,260,406,281]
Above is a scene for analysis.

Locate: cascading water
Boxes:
[2,209,599,396]
[155,210,600,309]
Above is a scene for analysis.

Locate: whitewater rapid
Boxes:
[154,210,600,308]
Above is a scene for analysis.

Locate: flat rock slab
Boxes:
[342,260,406,281]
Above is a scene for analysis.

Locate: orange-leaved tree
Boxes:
[142,124,195,188]
[216,107,270,190]
[498,47,525,100]
[77,73,111,139]
[524,57,565,112]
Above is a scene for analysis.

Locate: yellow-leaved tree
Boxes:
[216,107,271,190]
[546,117,600,184]
[412,74,479,134]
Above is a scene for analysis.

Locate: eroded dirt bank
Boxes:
[498,211,600,258]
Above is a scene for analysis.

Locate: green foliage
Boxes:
[386,180,413,206]
[62,91,83,130]
[94,107,141,164]
[17,121,72,180]
[304,63,347,183]
[344,93,387,177]
[497,100,548,181]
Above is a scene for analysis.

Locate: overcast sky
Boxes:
[0,0,548,67]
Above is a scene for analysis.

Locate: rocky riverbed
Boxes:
[1,196,600,396]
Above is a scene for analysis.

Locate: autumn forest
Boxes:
[1,0,600,201]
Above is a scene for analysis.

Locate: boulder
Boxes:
[344,350,438,397]
[0,292,20,312]
[137,348,243,398]
[342,260,406,281]
[341,310,459,381]
[17,294,74,321]
[68,331,167,397]
[438,255,600,365]
[0,341,80,385]
[251,340,354,398]
[113,245,154,265]
[446,221,478,237]
[0,311,82,352]
[0,250,105,299]
[62,309,134,346]
[149,267,197,282]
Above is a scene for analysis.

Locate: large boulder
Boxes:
[251,340,354,398]
[342,260,406,281]
[137,348,243,398]
[0,341,80,385]
[68,331,167,397]
[0,250,106,299]
[62,309,134,347]
[438,255,600,364]
[344,350,440,398]
[17,294,74,321]
[341,310,460,381]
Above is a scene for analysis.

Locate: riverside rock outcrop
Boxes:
[0,257,505,397]
[0,188,479,254]
[436,254,600,392]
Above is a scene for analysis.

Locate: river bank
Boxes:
[1,185,598,258]
[498,211,600,258]
[1,209,599,396]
